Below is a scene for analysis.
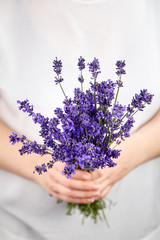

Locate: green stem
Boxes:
[108,107,140,146]
[94,76,97,111]
[117,111,131,125]
[128,108,139,120]
[117,103,146,132]
[81,82,83,92]
[101,207,110,228]
[115,108,140,140]
[104,105,108,115]
[26,139,53,154]
[103,116,117,148]
[114,75,122,104]
[59,82,67,97]
[88,134,92,142]
[100,99,109,129]
[103,76,122,146]
[81,71,83,91]
[114,87,120,104]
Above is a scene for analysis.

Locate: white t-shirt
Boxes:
[0,1,160,239]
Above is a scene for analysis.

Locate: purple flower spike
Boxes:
[116,60,126,69]
[88,58,101,79]
[53,57,63,75]
[139,89,154,105]
[116,60,126,76]
[53,58,64,85]
[10,58,153,182]
[9,132,21,145]
[34,164,47,175]
[131,89,154,111]
[17,99,33,116]
[62,164,76,179]
[55,76,64,85]
[78,76,84,83]
[78,56,85,71]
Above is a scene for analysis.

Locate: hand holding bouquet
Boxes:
[9,57,153,226]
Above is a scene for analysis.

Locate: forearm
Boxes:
[120,108,160,170]
[0,120,100,203]
[91,109,160,199]
[0,119,51,182]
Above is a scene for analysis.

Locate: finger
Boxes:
[94,185,112,200]
[51,168,100,191]
[50,181,100,199]
[91,171,108,186]
[91,170,103,180]
[71,170,92,180]
[94,174,107,184]
[99,185,113,199]
[97,175,116,194]
[92,167,117,184]
[91,167,109,181]
[51,191,95,204]
[62,176,100,191]
[91,176,112,198]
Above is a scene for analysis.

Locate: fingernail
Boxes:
[83,174,90,180]
[87,198,94,203]
[92,185,100,190]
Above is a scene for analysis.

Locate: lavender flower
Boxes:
[12,59,153,178]
[140,89,153,104]
[9,57,153,225]
[53,57,66,96]
[34,163,47,175]
[88,58,101,79]
[17,99,33,116]
[55,76,64,85]
[9,132,21,145]
[131,89,154,111]
[115,60,126,76]
[78,76,84,83]
[53,57,63,75]
[32,113,44,124]
[78,56,85,71]
[116,60,126,69]
[78,57,85,91]
[63,164,76,179]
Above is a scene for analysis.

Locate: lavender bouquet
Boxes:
[9,57,153,225]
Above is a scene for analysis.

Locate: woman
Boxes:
[0,1,160,239]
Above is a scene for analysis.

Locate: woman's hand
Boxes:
[34,161,101,204]
[91,108,160,200]
[1,109,160,203]
[0,120,101,204]
[89,132,142,200]
[90,152,133,200]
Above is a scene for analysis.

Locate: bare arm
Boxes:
[0,119,100,203]
[120,108,160,170]
[91,108,160,198]
[0,120,42,181]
